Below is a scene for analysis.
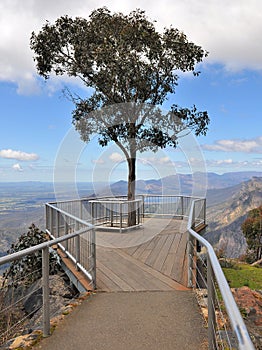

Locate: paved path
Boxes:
[34,291,207,350]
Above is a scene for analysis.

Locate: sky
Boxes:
[0,0,262,183]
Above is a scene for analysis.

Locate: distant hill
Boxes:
[0,172,261,259]
[205,177,262,258]
[94,171,262,198]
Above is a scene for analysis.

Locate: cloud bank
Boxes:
[0,149,39,161]
[1,0,262,94]
[12,163,23,172]
[203,137,262,153]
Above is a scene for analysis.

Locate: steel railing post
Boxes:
[207,255,217,349]
[42,246,50,337]
[187,232,194,288]
[50,207,54,235]
[64,219,69,251]
[56,210,59,238]
[45,204,48,232]
[92,227,96,289]
[110,203,113,227]
[75,220,80,270]
[120,203,122,233]
[137,201,140,225]
[204,198,207,225]
[79,200,83,220]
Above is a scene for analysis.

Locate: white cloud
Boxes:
[92,158,105,165]
[12,163,23,172]
[1,0,262,94]
[0,149,39,161]
[203,137,262,153]
[206,158,262,170]
[109,152,124,163]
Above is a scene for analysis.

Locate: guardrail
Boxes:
[49,195,206,227]
[0,224,95,338]
[140,194,191,218]
[45,203,96,287]
[187,199,255,350]
[1,194,254,349]
[89,198,142,232]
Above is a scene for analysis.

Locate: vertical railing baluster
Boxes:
[75,219,80,270]
[55,210,59,238]
[42,247,50,337]
[207,256,217,349]
[50,207,54,236]
[181,196,184,217]
[187,232,194,288]
[120,202,123,233]
[65,217,69,251]
[92,227,96,289]
[79,200,83,220]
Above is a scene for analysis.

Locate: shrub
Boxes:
[2,224,60,288]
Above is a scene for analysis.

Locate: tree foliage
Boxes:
[30,7,210,221]
[2,224,59,288]
[242,205,262,263]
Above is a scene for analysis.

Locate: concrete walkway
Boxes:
[34,291,207,350]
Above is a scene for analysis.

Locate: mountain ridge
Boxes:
[205,177,262,257]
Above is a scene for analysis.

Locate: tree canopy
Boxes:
[242,205,262,263]
[30,7,209,224]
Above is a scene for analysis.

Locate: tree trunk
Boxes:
[127,152,136,227]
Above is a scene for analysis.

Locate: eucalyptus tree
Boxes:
[30,7,209,225]
[242,205,262,262]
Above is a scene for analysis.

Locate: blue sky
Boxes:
[0,0,262,183]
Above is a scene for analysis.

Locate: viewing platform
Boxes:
[96,218,191,292]
[0,195,254,349]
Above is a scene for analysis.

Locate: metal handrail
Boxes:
[0,225,94,337]
[45,202,96,285]
[187,200,255,350]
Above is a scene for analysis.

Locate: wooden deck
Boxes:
[96,218,190,292]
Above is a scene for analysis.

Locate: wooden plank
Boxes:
[144,235,168,267]
[95,273,111,292]
[178,233,189,286]
[97,259,135,291]
[152,234,175,271]
[98,250,153,290]
[96,266,122,292]
[96,219,190,291]
[131,238,154,260]
[169,234,182,254]
[113,250,172,291]
[125,245,140,256]
[161,253,176,277]
[115,249,188,291]
[139,248,153,264]
[171,233,188,284]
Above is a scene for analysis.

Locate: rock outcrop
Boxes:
[232,286,262,348]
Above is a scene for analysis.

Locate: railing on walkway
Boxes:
[45,203,96,285]
[0,224,95,339]
[49,195,206,228]
[140,194,194,218]
[187,199,254,350]
[89,198,142,233]
[0,194,255,349]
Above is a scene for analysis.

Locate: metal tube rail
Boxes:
[0,226,94,337]
[46,229,95,284]
[187,201,255,350]
[0,227,91,266]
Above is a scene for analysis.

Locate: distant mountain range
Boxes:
[95,171,262,198]
[205,177,262,258]
[0,171,261,259]
[95,171,262,258]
